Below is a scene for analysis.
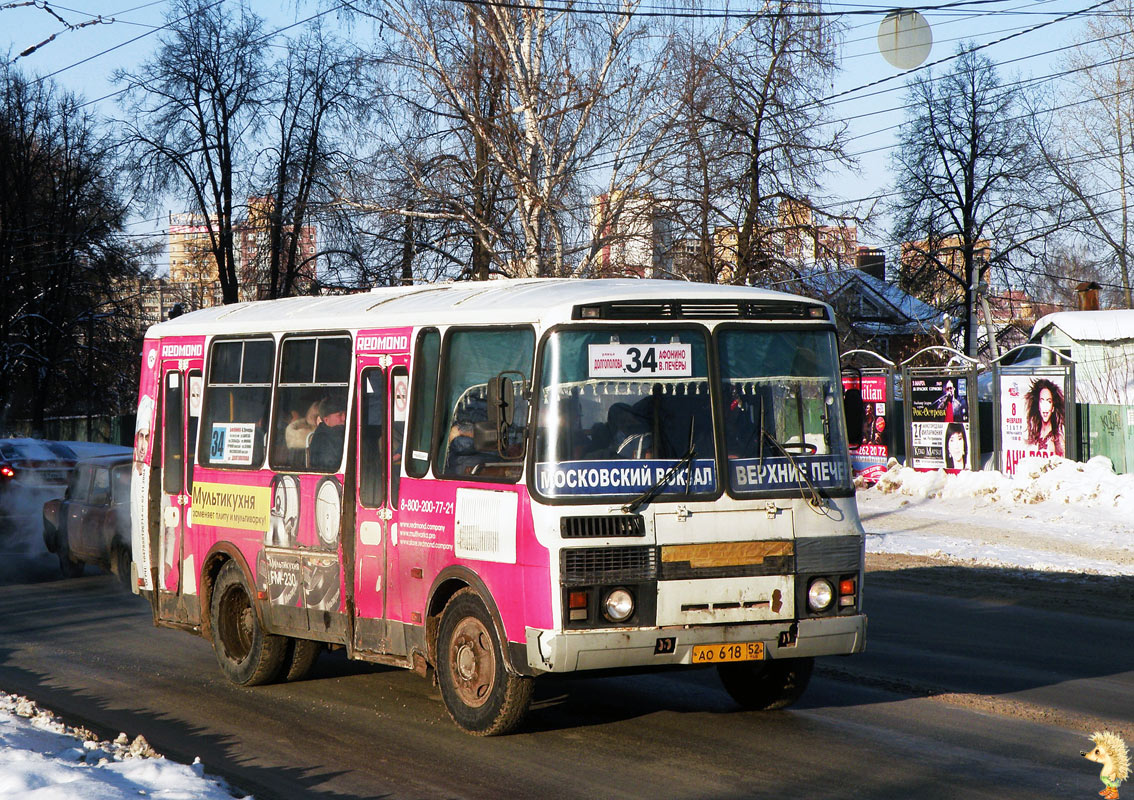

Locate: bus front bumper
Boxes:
[524,613,866,674]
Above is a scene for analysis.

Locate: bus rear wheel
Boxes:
[436,588,532,736]
[717,656,814,711]
[210,561,287,686]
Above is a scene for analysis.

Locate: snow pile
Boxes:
[0,692,247,799]
[873,455,1134,511]
[859,456,1134,575]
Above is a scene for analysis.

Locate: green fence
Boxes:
[6,414,135,447]
[1080,404,1134,473]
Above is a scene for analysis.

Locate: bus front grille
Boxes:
[561,515,645,539]
[562,546,657,585]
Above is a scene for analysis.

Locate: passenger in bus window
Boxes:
[445,420,481,475]
[286,400,320,449]
[309,395,347,470]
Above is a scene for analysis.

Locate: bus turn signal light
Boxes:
[568,590,588,621]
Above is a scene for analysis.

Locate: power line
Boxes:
[30,0,225,86]
[436,0,1112,19]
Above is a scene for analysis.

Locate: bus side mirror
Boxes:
[488,375,516,428]
[843,388,864,447]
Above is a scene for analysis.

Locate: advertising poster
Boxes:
[909,375,971,472]
[999,373,1068,475]
[843,374,890,483]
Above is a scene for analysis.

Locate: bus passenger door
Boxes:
[352,363,408,654]
[158,368,189,608]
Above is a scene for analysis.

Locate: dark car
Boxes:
[42,454,133,586]
[0,439,78,528]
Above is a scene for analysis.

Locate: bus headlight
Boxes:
[807,578,834,613]
[602,588,635,622]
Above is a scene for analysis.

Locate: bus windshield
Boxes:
[533,327,717,500]
[716,328,850,495]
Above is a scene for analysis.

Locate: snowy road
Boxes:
[2,456,1132,798]
[0,556,1128,798]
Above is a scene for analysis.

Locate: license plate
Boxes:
[691,641,764,664]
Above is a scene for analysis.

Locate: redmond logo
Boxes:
[162,343,203,358]
[357,335,408,352]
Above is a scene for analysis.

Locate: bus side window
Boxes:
[406,329,440,478]
[437,327,534,482]
[186,371,201,490]
[270,335,351,473]
[201,338,274,469]
[390,367,408,508]
[163,371,183,494]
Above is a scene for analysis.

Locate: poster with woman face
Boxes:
[909,375,970,472]
[999,374,1067,475]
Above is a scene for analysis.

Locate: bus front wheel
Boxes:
[210,560,287,686]
[436,588,533,736]
[717,656,814,711]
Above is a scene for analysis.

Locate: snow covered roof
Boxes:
[1031,310,1134,344]
[799,268,940,334]
[146,278,828,337]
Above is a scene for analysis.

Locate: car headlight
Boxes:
[807,578,834,613]
[602,588,635,622]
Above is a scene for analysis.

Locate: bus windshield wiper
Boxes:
[623,420,696,514]
[759,428,824,510]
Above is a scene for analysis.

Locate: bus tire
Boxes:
[282,638,322,682]
[210,560,287,686]
[717,656,814,711]
[436,588,532,736]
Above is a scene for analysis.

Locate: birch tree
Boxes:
[356,0,663,278]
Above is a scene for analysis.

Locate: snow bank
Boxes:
[0,692,247,800]
[871,455,1134,512]
[858,456,1134,575]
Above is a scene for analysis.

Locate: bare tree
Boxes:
[651,5,851,285]
[349,0,663,279]
[250,25,363,299]
[890,45,1056,356]
[115,0,266,304]
[0,65,146,431]
[1035,0,1134,308]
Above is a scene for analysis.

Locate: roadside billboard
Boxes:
[842,372,891,483]
[994,365,1075,476]
[907,373,973,472]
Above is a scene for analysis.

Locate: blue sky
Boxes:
[1,0,1101,264]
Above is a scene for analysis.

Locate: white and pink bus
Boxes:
[130,278,866,735]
